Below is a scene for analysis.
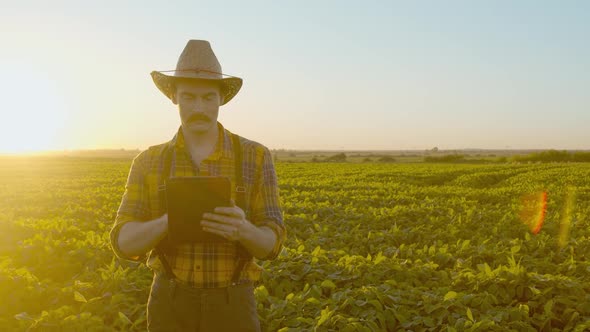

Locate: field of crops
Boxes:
[1,157,589,331]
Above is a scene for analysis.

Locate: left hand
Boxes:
[201,200,251,241]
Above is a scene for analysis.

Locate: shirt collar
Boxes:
[169,121,232,161]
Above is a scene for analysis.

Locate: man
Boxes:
[110,40,285,332]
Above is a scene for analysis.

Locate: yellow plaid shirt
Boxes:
[110,122,285,288]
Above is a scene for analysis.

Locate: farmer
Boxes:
[110,40,285,331]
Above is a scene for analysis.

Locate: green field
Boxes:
[1,157,589,331]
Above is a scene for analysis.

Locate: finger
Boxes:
[201,225,229,239]
[202,212,240,225]
[201,220,234,233]
[201,222,239,241]
[212,206,244,218]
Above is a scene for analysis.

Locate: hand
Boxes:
[201,200,251,241]
[159,213,169,233]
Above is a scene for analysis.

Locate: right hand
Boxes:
[159,213,169,233]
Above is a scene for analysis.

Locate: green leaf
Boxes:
[467,308,474,322]
[74,291,87,303]
[444,291,458,301]
[394,310,408,324]
[317,306,333,327]
[321,279,336,290]
[461,240,471,250]
[14,312,34,321]
[311,246,322,256]
[374,251,386,264]
[306,297,321,305]
[118,312,132,325]
[544,300,554,315]
[88,296,102,303]
[423,317,435,327]
[74,280,93,288]
[368,299,383,311]
[255,285,269,301]
[529,286,541,295]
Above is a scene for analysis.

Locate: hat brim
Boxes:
[150,71,243,106]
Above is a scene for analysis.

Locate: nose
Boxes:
[191,98,206,111]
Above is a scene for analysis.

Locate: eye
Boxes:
[203,94,216,102]
[181,93,195,100]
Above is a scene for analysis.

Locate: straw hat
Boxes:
[151,40,243,105]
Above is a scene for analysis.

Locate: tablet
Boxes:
[165,176,231,244]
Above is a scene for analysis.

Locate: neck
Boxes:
[181,122,219,151]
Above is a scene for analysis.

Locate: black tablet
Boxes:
[165,176,231,244]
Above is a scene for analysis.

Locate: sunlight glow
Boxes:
[558,187,576,248]
[519,191,548,235]
[0,63,69,154]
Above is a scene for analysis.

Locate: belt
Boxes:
[153,271,254,307]
[154,245,252,288]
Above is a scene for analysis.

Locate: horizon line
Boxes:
[2,147,590,157]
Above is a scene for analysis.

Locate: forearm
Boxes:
[117,214,168,258]
[239,224,277,260]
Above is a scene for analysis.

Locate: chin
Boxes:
[185,121,213,134]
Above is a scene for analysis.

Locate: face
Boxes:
[172,80,223,135]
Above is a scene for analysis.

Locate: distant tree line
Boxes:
[277,149,590,164]
[312,153,348,162]
[422,150,590,164]
[511,150,590,163]
[424,154,466,163]
[310,153,398,163]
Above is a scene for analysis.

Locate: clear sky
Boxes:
[1,0,588,153]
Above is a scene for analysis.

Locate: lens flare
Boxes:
[519,191,548,235]
[558,187,576,248]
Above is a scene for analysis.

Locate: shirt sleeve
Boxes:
[249,146,286,260]
[109,150,151,262]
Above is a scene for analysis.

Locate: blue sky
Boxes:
[0,0,588,152]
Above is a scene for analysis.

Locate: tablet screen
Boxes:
[165,176,231,244]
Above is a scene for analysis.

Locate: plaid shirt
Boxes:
[110,122,285,288]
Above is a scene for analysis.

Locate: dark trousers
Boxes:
[147,273,261,332]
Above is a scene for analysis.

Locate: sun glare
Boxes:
[519,191,548,235]
[0,64,69,154]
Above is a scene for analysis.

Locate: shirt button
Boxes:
[196,265,201,270]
